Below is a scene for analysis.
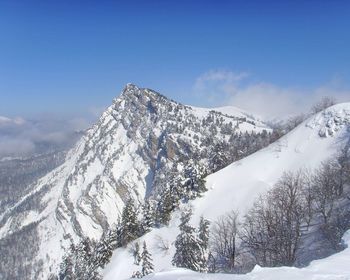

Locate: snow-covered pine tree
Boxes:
[141,241,154,277]
[120,198,140,246]
[74,237,102,280]
[172,208,202,272]
[115,217,123,247]
[182,160,207,200]
[59,244,74,280]
[133,242,141,265]
[74,237,94,277]
[94,228,119,269]
[141,199,155,233]
[58,239,102,280]
[155,184,179,226]
[198,216,210,272]
[131,271,142,278]
[198,216,210,250]
[208,141,230,172]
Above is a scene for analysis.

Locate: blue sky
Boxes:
[0,0,350,118]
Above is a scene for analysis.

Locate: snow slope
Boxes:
[142,230,350,279]
[192,102,350,222]
[103,103,350,280]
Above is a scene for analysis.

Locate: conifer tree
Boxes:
[120,198,139,246]
[141,241,154,276]
[141,199,155,233]
[133,242,141,265]
[155,185,178,226]
[131,271,142,278]
[198,216,210,250]
[95,229,118,269]
[172,208,202,271]
[59,245,74,280]
[198,216,210,272]
[182,161,207,200]
[59,239,102,280]
[75,238,94,275]
[75,237,102,280]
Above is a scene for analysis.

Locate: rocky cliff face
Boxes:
[0,84,271,279]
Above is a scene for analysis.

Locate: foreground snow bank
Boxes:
[143,231,350,280]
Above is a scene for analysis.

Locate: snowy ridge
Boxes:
[104,103,350,280]
[194,103,350,220]
[190,105,267,133]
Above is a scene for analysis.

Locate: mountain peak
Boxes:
[116,83,180,109]
[0,81,273,279]
[120,83,141,97]
[124,82,140,91]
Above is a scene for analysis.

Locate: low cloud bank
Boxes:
[0,114,95,159]
[194,70,350,119]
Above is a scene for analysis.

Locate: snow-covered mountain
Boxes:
[103,103,350,279]
[0,84,271,279]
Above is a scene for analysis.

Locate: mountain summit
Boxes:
[0,84,271,279]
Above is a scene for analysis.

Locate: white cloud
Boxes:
[0,138,36,158]
[0,116,26,126]
[193,70,250,105]
[194,70,249,90]
[0,114,96,158]
[193,70,350,119]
